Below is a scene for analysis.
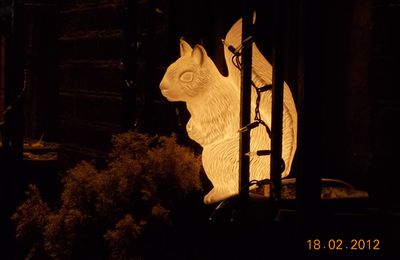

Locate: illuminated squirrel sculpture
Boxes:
[159,18,297,204]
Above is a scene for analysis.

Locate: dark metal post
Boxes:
[270,0,285,201]
[121,0,138,131]
[239,0,253,199]
[238,0,253,257]
[1,0,25,257]
[3,0,25,162]
[2,0,25,179]
[295,1,323,259]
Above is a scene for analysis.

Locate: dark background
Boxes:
[1,0,400,259]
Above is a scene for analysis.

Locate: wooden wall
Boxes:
[57,0,125,163]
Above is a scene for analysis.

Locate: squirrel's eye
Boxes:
[179,71,193,82]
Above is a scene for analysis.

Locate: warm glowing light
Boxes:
[160,18,297,204]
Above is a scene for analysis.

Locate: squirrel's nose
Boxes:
[159,80,166,90]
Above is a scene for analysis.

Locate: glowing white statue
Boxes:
[160,17,297,204]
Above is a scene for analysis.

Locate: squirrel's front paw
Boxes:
[204,188,236,204]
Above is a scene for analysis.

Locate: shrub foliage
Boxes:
[12,131,204,259]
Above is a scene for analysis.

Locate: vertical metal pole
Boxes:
[270,0,285,202]
[296,0,323,258]
[239,0,253,257]
[4,0,25,162]
[239,0,253,198]
[2,1,25,257]
[121,0,137,131]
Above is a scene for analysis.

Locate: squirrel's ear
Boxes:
[180,38,192,57]
[192,45,206,66]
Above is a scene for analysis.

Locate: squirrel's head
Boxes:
[160,39,220,102]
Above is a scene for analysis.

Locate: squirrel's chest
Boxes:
[186,106,238,146]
